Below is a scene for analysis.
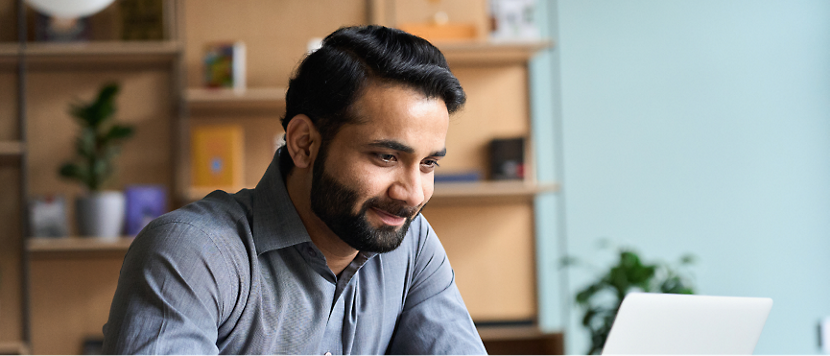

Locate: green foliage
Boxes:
[58,83,134,191]
[563,244,697,354]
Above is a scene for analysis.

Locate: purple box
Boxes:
[124,185,168,236]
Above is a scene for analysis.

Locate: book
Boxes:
[29,195,68,238]
[434,171,483,183]
[119,0,165,41]
[124,185,167,236]
[490,137,525,180]
[191,125,245,189]
[203,41,246,91]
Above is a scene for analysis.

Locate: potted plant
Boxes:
[58,82,134,238]
[563,242,697,354]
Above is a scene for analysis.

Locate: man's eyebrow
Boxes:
[368,140,446,157]
[369,140,414,154]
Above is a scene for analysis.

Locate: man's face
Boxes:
[310,83,449,253]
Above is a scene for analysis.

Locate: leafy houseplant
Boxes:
[564,245,696,355]
[59,83,134,190]
[59,83,134,237]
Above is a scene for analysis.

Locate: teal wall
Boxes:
[532,0,830,353]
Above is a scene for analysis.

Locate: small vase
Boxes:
[76,191,125,238]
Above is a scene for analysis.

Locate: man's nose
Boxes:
[388,165,425,207]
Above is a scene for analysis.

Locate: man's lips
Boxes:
[370,207,407,226]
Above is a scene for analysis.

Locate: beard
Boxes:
[309,147,423,253]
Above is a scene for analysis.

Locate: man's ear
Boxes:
[285,114,321,169]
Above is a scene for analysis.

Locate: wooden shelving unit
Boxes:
[180,41,552,109]
[0,43,18,56]
[0,140,24,157]
[0,1,183,353]
[0,41,181,67]
[185,87,286,111]
[185,87,285,103]
[2,1,559,352]
[477,324,564,354]
[432,181,558,203]
[437,40,552,65]
[27,237,134,253]
[21,41,180,56]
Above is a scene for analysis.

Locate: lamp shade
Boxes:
[26,0,116,19]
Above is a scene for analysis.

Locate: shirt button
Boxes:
[307,248,317,258]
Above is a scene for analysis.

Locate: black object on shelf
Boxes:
[490,137,525,180]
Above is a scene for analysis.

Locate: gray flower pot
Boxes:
[76,191,125,238]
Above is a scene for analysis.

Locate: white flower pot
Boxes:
[76,191,125,238]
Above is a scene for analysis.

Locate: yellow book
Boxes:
[191,125,244,189]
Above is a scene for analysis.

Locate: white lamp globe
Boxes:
[26,0,116,19]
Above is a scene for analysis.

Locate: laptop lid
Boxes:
[602,293,773,355]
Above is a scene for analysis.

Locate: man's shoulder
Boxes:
[152,190,250,233]
[133,190,254,258]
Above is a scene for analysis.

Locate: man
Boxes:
[102,25,487,354]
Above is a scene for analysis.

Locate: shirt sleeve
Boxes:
[102,219,238,355]
[386,217,488,355]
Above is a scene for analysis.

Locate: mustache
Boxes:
[365,197,423,218]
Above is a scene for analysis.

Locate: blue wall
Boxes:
[534,0,830,353]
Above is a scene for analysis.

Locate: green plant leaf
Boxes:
[576,282,604,304]
[89,84,119,127]
[58,163,83,180]
[566,241,698,355]
[105,124,134,141]
[70,83,119,128]
[559,255,580,268]
[59,82,133,191]
[582,307,598,326]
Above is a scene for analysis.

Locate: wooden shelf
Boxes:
[0,341,30,355]
[185,87,286,112]
[0,43,17,56]
[476,325,564,355]
[186,87,285,102]
[0,140,24,157]
[431,181,558,203]
[27,236,134,253]
[476,324,551,341]
[436,40,553,65]
[0,41,181,67]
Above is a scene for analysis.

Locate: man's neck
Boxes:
[285,170,359,276]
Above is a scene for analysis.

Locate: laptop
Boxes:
[602,293,773,355]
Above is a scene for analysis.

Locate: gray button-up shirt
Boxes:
[102,157,486,354]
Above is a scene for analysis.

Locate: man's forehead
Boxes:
[350,82,448,117]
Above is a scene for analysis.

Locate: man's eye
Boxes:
[375,153,396,164]
[421,160,440,170]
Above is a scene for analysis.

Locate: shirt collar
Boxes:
[251,153,313,255]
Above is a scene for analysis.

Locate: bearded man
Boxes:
[102,25,487,355]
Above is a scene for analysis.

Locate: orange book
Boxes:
[191,125,244,189]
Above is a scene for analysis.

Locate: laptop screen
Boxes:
[602,293,773,355]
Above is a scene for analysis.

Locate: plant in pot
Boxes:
[58,82,134,238]
[563,242,697,354]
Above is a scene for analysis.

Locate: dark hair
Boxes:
[278,25,466,175]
